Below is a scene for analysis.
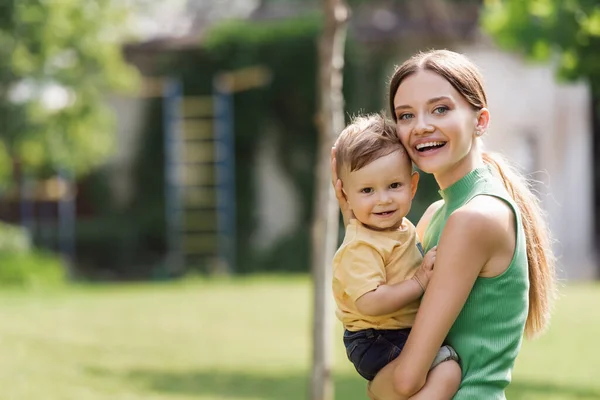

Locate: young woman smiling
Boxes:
[332,50,556,400]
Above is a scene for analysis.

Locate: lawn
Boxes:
[0,276,598,400]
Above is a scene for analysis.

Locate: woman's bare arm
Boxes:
[369,197,512,399]
[415,200,444,240]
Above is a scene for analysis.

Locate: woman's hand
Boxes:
[331,147,354,226]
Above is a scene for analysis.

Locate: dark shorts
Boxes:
[343,328,411,381]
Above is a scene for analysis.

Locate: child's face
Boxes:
[342,150,419,231]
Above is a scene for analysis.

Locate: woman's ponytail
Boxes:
[482,151,557,338]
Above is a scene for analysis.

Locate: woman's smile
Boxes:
[413,139,448,156]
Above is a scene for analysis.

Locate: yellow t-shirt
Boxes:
[332,218,424,331]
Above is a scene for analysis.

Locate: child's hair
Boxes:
[388,49,557,338]
[335,113,408,179]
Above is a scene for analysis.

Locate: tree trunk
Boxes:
[591,91,600,278]
[311,1,349,400]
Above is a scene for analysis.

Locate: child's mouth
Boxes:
[375,211,395,216]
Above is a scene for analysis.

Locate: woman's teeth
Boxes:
[416,141,446,151]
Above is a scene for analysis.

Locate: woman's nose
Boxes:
[413,114,434,135]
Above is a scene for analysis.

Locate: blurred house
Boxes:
[111,0,596,279]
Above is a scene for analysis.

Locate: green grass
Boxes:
[0,276,598,399]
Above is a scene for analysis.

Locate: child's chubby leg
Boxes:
[408,359,461,400]
[367,359,460,400]
[366,345,460,400]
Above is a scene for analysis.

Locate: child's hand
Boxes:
[331,147,354,226]
[413,246,437,292]
[422,246,437,272]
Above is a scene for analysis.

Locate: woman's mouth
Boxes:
[415,141,447,153]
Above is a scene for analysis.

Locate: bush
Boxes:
[0,221,31,252]
[0,251,66,288]
[0,222,67,288]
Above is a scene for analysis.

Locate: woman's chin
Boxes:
[413,161,442,175]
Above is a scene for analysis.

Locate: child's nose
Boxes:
[378,192,392,203]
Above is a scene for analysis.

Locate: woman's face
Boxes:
[392,69,486,185]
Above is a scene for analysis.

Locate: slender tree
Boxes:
[311,0,349,399]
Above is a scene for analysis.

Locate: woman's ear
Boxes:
[475,108,490,135]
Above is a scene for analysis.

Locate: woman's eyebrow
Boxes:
[394,96,453,111]
[426,96,452,104]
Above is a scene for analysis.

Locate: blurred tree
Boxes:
[311,1,348,399]
[483,0,600,242]
[483,0,600,89]
[0,0,138,181]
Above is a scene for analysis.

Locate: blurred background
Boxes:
[0,0,599,399]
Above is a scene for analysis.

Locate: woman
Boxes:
[331,50,556,399]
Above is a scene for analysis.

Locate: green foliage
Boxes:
[0,250,66,288]
[203,15,321,50]
[0,221,66,287]
[0,221,31,252]
[0,279,598,398]
[482,0,600,90]
[0,0,139,180]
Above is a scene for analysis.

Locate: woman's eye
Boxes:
[360,188,373,194]
[398,113,413,121]
[390,182,401,189]
[433,105,449,115]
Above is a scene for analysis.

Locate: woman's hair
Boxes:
[335,113,408,179]
[388,50,556,338]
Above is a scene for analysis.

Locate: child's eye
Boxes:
[433,105,449,115]
[360,188,373,194]
[398,113,413,121]
[390,182,402,189]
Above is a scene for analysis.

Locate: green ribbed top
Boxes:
[423,166,529,400]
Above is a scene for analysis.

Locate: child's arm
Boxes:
[355,248,436,316]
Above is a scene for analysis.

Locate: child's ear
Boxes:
[410,171,419,200]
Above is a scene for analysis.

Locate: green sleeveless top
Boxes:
[422,166,529,400]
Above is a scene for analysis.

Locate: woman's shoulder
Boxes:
[424,199,445,217]
[416,199,445,239]
[447,195,516,249]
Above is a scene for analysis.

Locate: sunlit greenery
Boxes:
[0,0,139,180]
[0,277,598,399]
[483,0,600,90]
[0,221,66,287]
